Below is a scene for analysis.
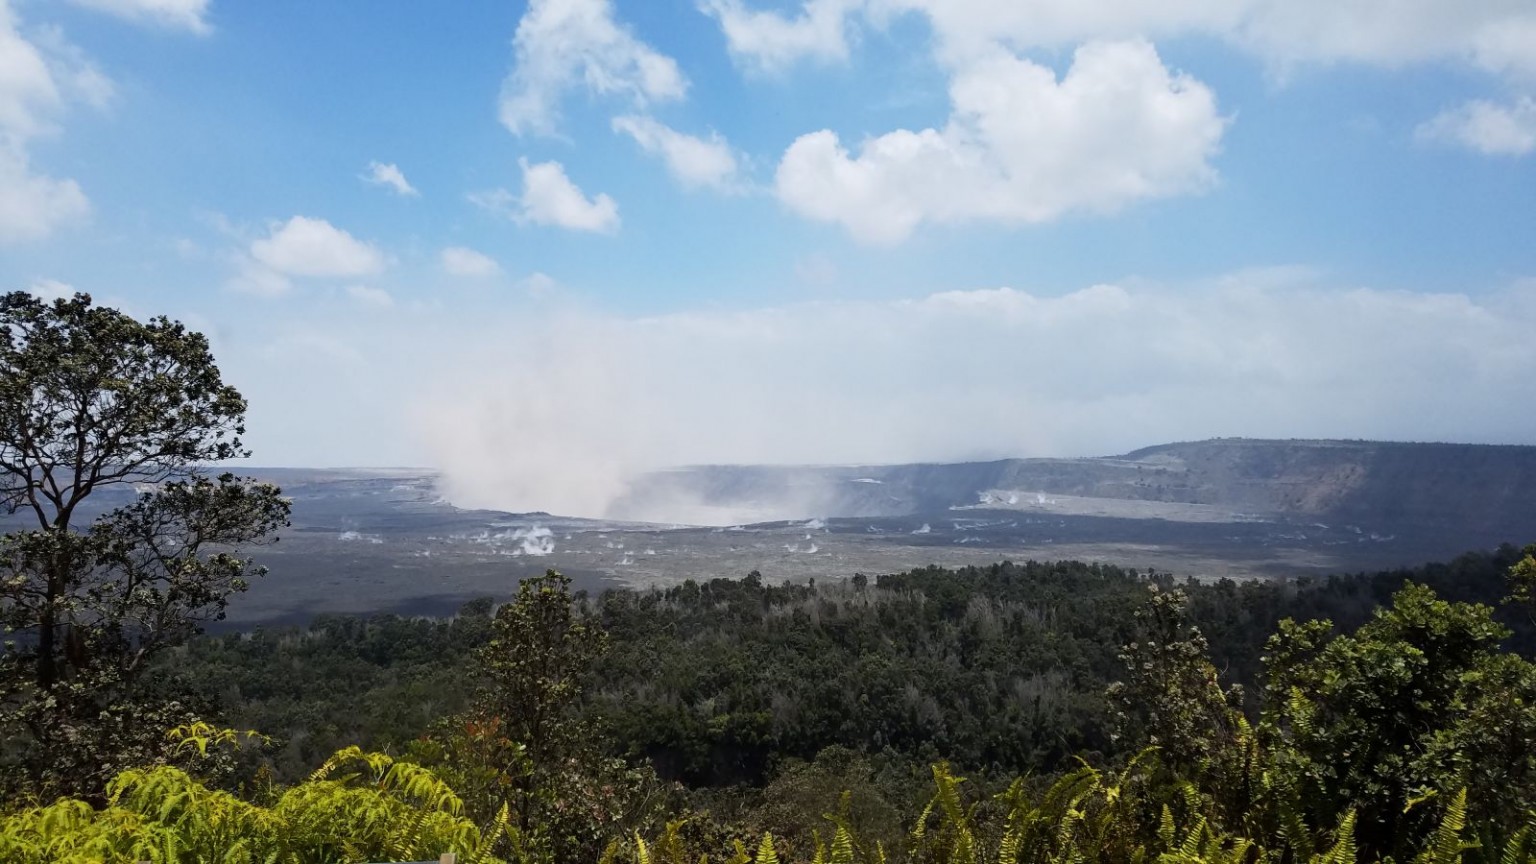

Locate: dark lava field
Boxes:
[185,438,1536,626]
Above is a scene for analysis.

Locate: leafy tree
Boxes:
[1262,583,1536,860]
[744,746,911,858]
[476,570,609,784]
[1108,587,1246,769]
[0,291,290,799]
[1107,587,1259,827]
[1506,543,1536,618]
[418,570,665,864]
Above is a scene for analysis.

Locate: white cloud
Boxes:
[441,246,502,277]
[29,25,114,110]
[707,0,1536,80]
[776,39,1225,243]
[499,0,687,136]
[709,0,1536,158]
[1469,19,1536,83]
[472,160,619,233]
[0,4,62,141]
[64,0,210,35]
[361,161,418,196]
[250,216,387,278]
[612,114,743,191]
[700,0,859,73]
[1231,1,1536,80]
[415,275,1536,521]
[0,147,90,243]
[345,284,394,308]
[1417,97,1536,156]
[0,1,101,243]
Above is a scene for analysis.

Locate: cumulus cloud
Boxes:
[701,0,859,73]
[472,160,619,233]
[0,148,90,243]
[612,115,743,191]
[441,246,502,277]
[361,161,418,196]
[776,40,1225,243]
[0,1,101,243]
[250,216,387,278]
[1417,97,1536,156]
[0,4,60,140]
[709,0,1536,160]
[415,275,1536,522]
[65,0,211,34]
[499,0,687,136]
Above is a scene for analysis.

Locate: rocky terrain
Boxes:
[11,439,1530,626]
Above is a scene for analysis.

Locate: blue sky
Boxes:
[2,0,1534,517]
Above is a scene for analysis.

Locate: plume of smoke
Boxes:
[407,276,1536,524]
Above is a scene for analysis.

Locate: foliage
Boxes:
[159,547,1534,796]
[1261,583,1536,861]
[0,291,290,800]
[0,744,505,863]
[412,570,667,864]
[1106,587,1262,831]
[474,570,609,779]
[1507,544,1536,618]
[158,607,491,778]
[591,560,1153,786]
[5,549,1536,863]
[621,751,1508,864]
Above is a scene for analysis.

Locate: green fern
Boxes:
[757,832,781,864]
[1416,789,1471,864]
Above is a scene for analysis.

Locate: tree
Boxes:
[1506,542,1536,618]
[0,291,290,798]
[1262,583,1536,860]
[1107,586,1258,826]
[416,570,663,864]
[474,570,608,779]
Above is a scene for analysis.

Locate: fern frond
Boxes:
[757,833,780,864]
[1318,810,1357,864]
[830,823,855,864]
[1418,789,1470,864]
[1501,819,1536,864]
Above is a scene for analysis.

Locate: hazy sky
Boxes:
[2,0,1534,515]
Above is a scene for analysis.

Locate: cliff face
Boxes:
[611,439,1536,547]
[1112,440,1536,529]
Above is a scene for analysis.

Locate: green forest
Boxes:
[6,292,1536,864]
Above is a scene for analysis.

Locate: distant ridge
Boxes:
[609,438,1536,548]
